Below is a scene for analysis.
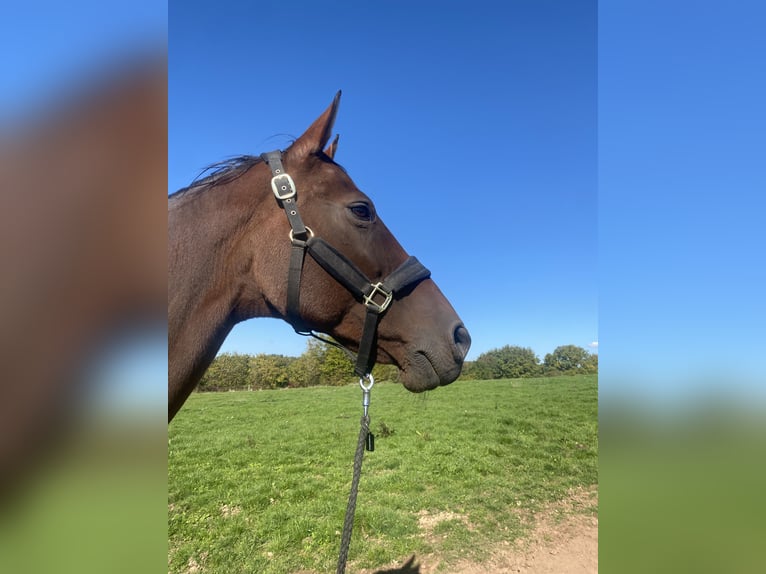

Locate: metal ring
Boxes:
[359,373,374,391]
[289,226,314,242]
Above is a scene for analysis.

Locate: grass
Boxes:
[168,375,597,573]
[600,405,766,574]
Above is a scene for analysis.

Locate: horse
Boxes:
[168,92,470,421]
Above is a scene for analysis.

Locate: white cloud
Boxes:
[588,341,598,351]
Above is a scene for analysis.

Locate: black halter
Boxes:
[261,150,431,377]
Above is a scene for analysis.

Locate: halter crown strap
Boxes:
[261,151,308,239]
[261,151,312,331]
[260,149,430,376]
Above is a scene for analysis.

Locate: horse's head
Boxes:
[243,93,470,391]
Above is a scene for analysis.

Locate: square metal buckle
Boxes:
[364,282,393,313]
[271,173,296,200]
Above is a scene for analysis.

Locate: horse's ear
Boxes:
[288,91,341,159]
[325,134,339,160]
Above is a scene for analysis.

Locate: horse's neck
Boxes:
[168,178,269,417]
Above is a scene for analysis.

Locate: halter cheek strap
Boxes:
[260,150,431,377]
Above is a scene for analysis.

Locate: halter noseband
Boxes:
[261,150,431,378]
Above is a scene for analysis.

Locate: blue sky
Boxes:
[599,1,765,400]
[169,1,598,363]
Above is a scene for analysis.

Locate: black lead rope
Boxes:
[337,376,374,574]
[337,415,369,574]
[260,150,430,573]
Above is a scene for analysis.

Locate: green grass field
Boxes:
[168,375,597,573]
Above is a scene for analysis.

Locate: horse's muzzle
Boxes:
[399,321,471,392]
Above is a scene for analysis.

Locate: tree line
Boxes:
[460,344,598,380]
[197,339,400,391]
[197,340,597,392]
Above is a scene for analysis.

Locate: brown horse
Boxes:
[168,93,470,420]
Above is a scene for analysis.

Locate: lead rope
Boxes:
[336,375,375,574]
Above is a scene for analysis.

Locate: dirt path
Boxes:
[445,488,598,574]
[369,486,598,574]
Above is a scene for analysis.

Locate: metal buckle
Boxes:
[289,226,314,244]
[271,173,296,200]
[364,282,393,313]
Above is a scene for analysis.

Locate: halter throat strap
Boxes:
[260,150,431,377]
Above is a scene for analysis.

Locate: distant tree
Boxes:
[318,343,355,386]
[371,363,399,383]
[457,360,477,380]
[288,342,321,387]
[543,345,593,375]
[249,354,293,389]
[468,355,496,380]
[472,345,541,379]
[288,338,355,387]
[580,352,598,374]
[198,352,251,391]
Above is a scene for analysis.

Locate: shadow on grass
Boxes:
[372,554,420,573]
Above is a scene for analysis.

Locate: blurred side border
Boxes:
[600,1,766,572]
[0,2,167,573]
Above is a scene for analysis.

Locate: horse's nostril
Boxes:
[453,324,471,360]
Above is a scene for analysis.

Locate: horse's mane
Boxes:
[170,147,346,202]
[170,155,264,199]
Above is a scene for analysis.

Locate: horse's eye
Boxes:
[349,203,374,222]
